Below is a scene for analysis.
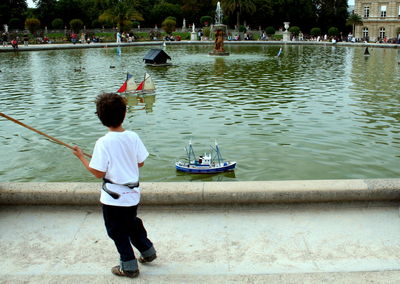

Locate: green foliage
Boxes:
[315,0,348,32]
[289,26,300,36]
[0,0,27,28]
[34,0,57,27]
[91,19,101,28]
[203,26,211,37]
[223,0,256,31]
[346,13,362,27]
[99,0,144,32]
[239,25,246,33]
[8,18,23,29]
[51,18,64,29]
[181,1,213,26]
[121,20,133,32]
[25,18,41,34]
[200,16,212,26]
[265,26,275,35]
[132,21,140,28]
[346,13,362,34]
[328,26,339,36]
[310,27,321,37]
[70,19,84,33]
[150,2,181,26]
[161,17,176,35]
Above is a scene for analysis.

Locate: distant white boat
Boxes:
[117,72,155,93]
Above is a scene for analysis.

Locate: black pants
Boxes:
[102,204,154,262]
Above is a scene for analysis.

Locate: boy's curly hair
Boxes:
[95,93,127,127]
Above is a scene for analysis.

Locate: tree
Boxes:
[51,18,64,29]
[314,0,348,32]
[150,2,182,27]
[99,0,144,32]
[248,0,273,29]
[222,0,256,30]
[70,18,84,33]
[181,0,213,27]
[161,16,176,35]
[289,26,300,37]
[33,0,57,27]
[265,26,275,36]
[8,18,23,29]
[346,13,362,35]
[200,16,212,26]
[310,27,321,37]
[0,0,27,27]
[25,18,41,34]
[328,26,339,37]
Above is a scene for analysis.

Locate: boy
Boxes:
[73,92,156,278]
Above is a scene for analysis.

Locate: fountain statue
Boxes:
[209,1,230,56]
[283,21,290,41]
[182,18,186,32]
[190,23,197,41]
[215,1,223,25]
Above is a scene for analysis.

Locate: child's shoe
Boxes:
[111,265,139,278]
[139,253,157,263]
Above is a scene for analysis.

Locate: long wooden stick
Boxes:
[0,112,92,158]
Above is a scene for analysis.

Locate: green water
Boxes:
[0,44,399,182]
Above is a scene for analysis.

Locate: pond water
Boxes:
[0,44,399,182]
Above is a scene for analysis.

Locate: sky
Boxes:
[27,0,35,8]
[27,0,355,9]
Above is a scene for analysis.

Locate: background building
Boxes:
[354,0,400,41]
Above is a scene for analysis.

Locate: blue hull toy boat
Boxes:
[175,141,236,174]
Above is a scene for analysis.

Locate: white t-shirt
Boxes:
[89,130,149,206]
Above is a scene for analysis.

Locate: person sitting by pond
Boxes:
[23,34,29,46]
[2,32,8,46]
[11,38,18,50]
[71,33,78,44]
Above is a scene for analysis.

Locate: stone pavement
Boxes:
[1,202,400,283]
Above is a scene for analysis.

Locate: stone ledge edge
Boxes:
[1,179,400,205]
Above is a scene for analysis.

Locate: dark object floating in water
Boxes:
[110,65,116,68]
[143,49,172,66]
[364,47,370,56]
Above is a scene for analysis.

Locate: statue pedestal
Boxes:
[283,31,290,41]
[190,32,197,41]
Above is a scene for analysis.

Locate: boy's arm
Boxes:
[138,162,144,168]
[73,146,106,179]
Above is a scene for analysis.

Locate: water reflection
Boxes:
[126,93,156,113]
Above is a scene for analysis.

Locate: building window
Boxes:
[380,5,387,17]
[363,6,370,18]
[362,27,369,39]
[398,5,400,17]
[379,27,385,39]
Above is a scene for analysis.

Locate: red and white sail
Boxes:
[136,73,155,92]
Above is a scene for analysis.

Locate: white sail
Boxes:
[126,76,138,91]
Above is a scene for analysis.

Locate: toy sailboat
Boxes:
[176,141,236,173]
[117,73,155,93]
